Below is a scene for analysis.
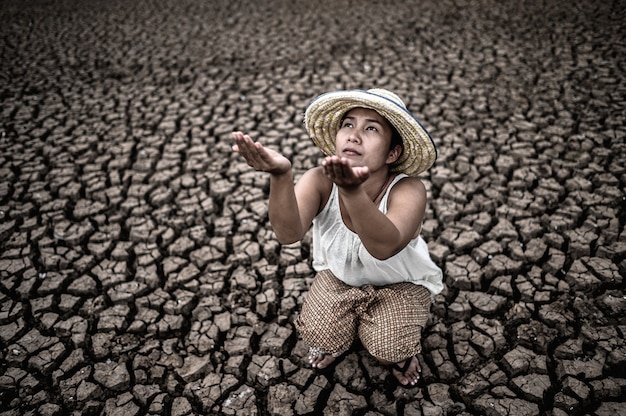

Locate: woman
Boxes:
[232,88,443,386]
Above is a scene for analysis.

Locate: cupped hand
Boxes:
[232,131,291,174]
[321,156,370,188]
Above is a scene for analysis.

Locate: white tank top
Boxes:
[311,174,444,294]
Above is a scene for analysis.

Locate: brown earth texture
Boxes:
[1,0,625,415]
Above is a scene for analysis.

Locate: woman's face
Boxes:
[334,107,401,171]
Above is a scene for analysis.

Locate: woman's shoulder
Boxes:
[391,175,426,195]
[301,166,333,192]
[385,175,428,213]
[297,166,334,214]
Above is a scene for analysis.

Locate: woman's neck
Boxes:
[368,172,395,203]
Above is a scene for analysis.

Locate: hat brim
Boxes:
[304,90,437,176]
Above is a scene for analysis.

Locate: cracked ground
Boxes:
[0,0,625,415]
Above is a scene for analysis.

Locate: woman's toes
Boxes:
[392,356,421,385]
[309,352,335,369]
[317,354,336,369]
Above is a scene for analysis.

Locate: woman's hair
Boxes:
[389,124,403,151]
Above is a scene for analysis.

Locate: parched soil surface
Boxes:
[1,0,625,415]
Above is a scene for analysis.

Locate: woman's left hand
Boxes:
[321,156,369,189]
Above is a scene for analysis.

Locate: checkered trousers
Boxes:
[294,269,432,363]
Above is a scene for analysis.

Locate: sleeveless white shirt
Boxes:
[311,174,444,294]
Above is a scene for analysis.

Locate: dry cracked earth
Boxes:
[1,0,625,415]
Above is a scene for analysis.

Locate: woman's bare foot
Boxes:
[309,352,336,369]
[379,356,421,386]
[393,356,421,386]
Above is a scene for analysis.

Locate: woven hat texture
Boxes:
[304,88,437,176]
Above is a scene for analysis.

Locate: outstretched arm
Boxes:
[232,132,324,244]
[322,156,426,259]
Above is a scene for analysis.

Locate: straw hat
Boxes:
[304,88,437,176]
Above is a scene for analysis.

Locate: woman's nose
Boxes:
[348,131,361,143]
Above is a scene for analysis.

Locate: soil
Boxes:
[0,0,624,415]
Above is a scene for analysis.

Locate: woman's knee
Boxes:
[359,322,423,362]
[295,311,357,355]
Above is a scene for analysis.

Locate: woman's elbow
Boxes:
[369,246,402,261]
[275,230,303,245]
[277,236,301,245]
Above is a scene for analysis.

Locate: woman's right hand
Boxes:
[232,131,291,174]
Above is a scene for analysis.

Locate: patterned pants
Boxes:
[295,269,432,363]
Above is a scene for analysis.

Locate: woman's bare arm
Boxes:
[232,132,326,244]
[322,156,425,259]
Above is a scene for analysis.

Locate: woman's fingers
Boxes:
[233,131,263,166]
[232,131,291,174]
[233,132,260,156]
[322,156,367,187]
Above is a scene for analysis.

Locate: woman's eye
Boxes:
[342,122,353,128]
[366,126,377,131]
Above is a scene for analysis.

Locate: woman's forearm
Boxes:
[338,188,405,259]
[268,171,305,244]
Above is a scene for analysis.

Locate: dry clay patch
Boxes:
[2,106,624,416]
[2,132,623,416]
[1,0,626,415]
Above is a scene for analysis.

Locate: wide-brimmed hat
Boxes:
[304,88,437,176]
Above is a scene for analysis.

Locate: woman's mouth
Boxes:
[343,148,361,156]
